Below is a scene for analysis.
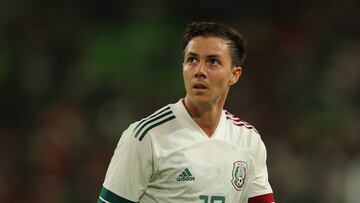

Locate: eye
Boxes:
[208,58,220,65]
[187,57,198,64]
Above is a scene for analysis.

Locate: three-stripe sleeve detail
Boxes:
[133,106,176,141]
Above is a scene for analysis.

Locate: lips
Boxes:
[192,83,208,92]
[193,83,207,89]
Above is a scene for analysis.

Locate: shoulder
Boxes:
[130,104,177,142]
[224,110,269,163]
[224,110,259,134]
[223,109,265,150]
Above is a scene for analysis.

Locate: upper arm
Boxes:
[248,136,275,203]
[100,124,154,202]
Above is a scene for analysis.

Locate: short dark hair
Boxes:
[182,21,246,67]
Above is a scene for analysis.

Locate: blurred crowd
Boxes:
[0,0,359,202]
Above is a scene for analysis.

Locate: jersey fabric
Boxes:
[98,99,274,203]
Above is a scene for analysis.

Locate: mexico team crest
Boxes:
[231,161,248,191]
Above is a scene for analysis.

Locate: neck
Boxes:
[183,97,225,137]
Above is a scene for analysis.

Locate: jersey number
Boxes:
[199,195,225,203]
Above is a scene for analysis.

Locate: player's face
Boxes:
[183,36,242,107]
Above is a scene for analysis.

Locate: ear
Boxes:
[229,66,242,86]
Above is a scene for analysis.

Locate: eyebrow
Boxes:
[187,52,199,57]
[207,54,221,59]
[187,52,221,59]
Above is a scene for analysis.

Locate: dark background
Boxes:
[1,0,360,202]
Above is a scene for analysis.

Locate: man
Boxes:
[98,22,275,203]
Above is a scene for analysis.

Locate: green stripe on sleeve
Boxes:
[134,110,173,138]
[134,106,170,132]
[138,115,176,141]
[98,187,137,203]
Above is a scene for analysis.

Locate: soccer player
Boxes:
[98,22,275,203]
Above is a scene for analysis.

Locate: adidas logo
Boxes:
[176,168,195,181]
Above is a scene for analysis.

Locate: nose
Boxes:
[194,62,206,78]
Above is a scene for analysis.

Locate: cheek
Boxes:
[182,68,192,85]
[183,65,194,76]
[214,74,231,89]
[220,80,230,89]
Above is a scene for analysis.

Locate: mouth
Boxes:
[192,83,208,92]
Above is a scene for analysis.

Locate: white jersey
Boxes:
[99,99,274,203]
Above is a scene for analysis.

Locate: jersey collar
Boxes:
[172,99,227,139]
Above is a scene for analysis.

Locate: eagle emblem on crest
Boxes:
[231,161,248,191]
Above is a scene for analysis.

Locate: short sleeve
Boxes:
[99,124,154,202]
[248,136,274,202]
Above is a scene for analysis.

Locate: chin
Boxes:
[189,95,213,105]
[189,92,225,106]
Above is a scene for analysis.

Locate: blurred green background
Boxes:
[0,0,359,202]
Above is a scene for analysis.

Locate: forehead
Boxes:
[184,36,231,58]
